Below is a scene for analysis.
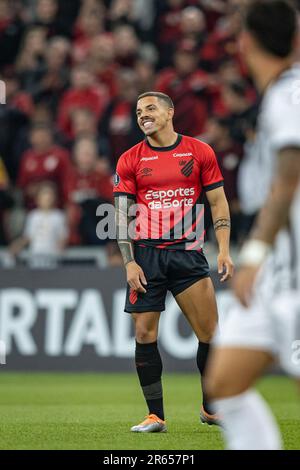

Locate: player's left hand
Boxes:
[232,265,260,307]
[217,252,234,282]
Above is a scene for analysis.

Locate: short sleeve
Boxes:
[113,152,136,199]
[200,143,224,191]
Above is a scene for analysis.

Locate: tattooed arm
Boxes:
[114,195,147,293]
[115,195,135,266]
[206,186,234,282]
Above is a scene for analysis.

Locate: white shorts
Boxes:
[214,290,300,378]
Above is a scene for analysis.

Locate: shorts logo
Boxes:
[114,172,120,186]
[181,159,194,177]
[141,167,153,177]
[129,288,138,305]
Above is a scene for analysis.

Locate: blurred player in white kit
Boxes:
[206,0,300,450]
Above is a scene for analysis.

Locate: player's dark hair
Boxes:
[137,91,174,109]
[244,0,298,58]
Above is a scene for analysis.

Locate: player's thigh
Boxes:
[132,311,161,343]
[206,346,274,399]
[175,277,218,342]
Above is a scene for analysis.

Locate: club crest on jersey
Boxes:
[114,172,120,186]
[180,159,194,177]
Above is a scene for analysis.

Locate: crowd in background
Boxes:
[0,0,298,264]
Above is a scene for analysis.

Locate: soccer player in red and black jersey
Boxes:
[114,91,234,433]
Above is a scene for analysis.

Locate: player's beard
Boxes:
[144,128,157,137]
[143,124,159,137]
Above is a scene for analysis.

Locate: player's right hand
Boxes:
[126,261,147,293]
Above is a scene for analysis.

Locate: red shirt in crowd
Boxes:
[57,86,108,139]
[66,167,113,205]
[17,146,71,208]
[105,100,135,164]
[65,166,113,245]
[156,69,212,137]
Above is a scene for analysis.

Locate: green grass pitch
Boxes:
[0,373,299,450]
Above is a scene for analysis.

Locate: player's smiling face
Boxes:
[136,96,173,136]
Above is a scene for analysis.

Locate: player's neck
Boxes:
[146,128,178,149]
[253,55,293,94]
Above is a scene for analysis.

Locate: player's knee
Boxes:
[198,322,217,343]
[135,326,157,344]
[199,331,214,343]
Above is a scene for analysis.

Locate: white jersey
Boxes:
[256,64,300,293]
[214,65,300,376]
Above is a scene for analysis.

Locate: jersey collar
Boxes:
[145,134,182,152]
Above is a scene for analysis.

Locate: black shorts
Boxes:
[125,245,210,313]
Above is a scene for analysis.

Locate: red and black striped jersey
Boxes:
[114,134,223,250]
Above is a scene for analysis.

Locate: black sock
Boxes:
[135,341,164,420]
[197,341,214,415]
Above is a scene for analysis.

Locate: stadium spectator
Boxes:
[0,157,13,245]
[134,58,156,94]
[9,181,68,266]
[156,42,212,136]
[0,0,25,68]
[201,116,243,243]
[21,36,71,110]
[15,26,47,88]
[199,0,227,32]
[66,135,113,246]
[113,25,140,68]
[57,65,108,139]
[180,7,207,57]
[4,72,34,118]
[156,0,187,68]
[70,108,110,163]
[200,0,243,72]
[100,68,143,166]
[0,76,31,182]
[87,33,119,99]
[221,80,257,145]
[72,0,105,65]
[17,123,71,209]
[32,0,63,38]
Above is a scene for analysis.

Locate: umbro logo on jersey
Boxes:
[141,167,153,177]
[181,159,194,177]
